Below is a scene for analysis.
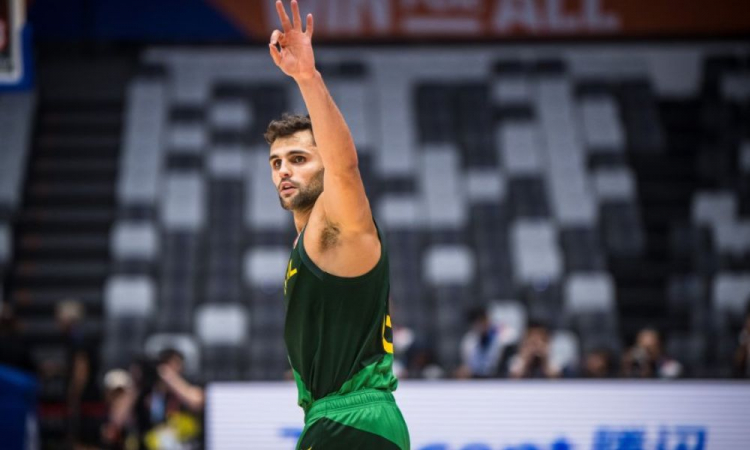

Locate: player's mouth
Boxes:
[279,181,297,195]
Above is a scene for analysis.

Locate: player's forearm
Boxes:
[295,71,358,172]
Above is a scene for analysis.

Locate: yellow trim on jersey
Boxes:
[381,314,394,354]
[285,260,298,295]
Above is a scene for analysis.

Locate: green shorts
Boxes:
[297,389,410,450]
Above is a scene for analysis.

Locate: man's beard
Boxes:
[279,169,324,211]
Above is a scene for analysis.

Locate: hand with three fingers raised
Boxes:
[269,0,316,82]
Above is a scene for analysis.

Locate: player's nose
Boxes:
[278,160,292,178]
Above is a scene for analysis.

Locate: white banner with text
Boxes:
[207,381,750,450]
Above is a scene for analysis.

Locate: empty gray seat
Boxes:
[161,173,207,231]
[374,75,415,177]
[195,302,250,382]
[692,191,737,228]
[579,97,625,153]
[105,276,156,318]
[592,168,637,202]
[496,122,543,175]
[209,99,252,129]
[466,169,506,204]
[550,330,580,370]
[208,148,248,180]
[119,81,166,206]
[0,223,10,264]
[0,92,35,210]
[563,272,616,315]
[243,247,288,288]
[195,303,249,346]
[712,273,750,321]
[492,76,531,104]
[488,300,527,343]
[423,245,475,285]
[145,333,201,376]
[741,141,750,173]
[510,220,563,284]
[419,146,466,229]
[547,171,598,227]
[167,123,207,154]
[329,80,371,150]
[713,222,750,256]
[377,195,424,230]
[111,221,159,261]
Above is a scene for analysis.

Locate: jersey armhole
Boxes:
[298,220,387,284]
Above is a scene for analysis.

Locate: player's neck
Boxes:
[292,207,313,234]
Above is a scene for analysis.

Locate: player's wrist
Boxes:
[293,69,320,84]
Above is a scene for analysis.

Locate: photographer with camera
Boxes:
[502,321,563,379]
[622,327,682,379]
[132,349,203,450]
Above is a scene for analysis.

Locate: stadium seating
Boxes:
[101,45,748,380]
[4,46,746,383]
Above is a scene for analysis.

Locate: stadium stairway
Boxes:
[5,51,134,449]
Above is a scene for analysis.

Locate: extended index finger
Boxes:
[275,0,293,31]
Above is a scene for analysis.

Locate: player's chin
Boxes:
[278,195,294,211]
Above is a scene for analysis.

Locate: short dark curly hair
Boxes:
[264,113,315,145]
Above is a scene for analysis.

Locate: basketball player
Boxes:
[265,1,410,449]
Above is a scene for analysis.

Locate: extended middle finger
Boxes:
[291,0,302,30]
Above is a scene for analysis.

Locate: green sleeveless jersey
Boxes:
[283,224,398,413]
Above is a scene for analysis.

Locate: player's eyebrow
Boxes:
[269,149,310,161]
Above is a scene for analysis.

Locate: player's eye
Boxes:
[293,156,306,163]
[272,160,281,169]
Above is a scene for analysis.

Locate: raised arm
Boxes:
[269,0,374,234]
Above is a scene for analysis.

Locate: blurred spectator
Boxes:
[157,350,205,412]
[55,299,101,446]
[733,303,750,378]
[392,322,415,379]
[0,303,34,373]
[101,369,137,449]
[622,328,682,379]
[502,321,562,379]
[581,348,617,378]
[456,307,510,379]
[134,348,203,450]
[396,334,445,380]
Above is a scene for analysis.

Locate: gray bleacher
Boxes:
[0,92,36,213]
[0,92,35,302]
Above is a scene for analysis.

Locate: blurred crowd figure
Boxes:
[2,297,750,447]
[394,304,750,381]
[734,305,750,378]
[101,349,204,450]
[621,328,682,379]
[455,308,511,379]
[0,299,204,450]
[0,302,34,372]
